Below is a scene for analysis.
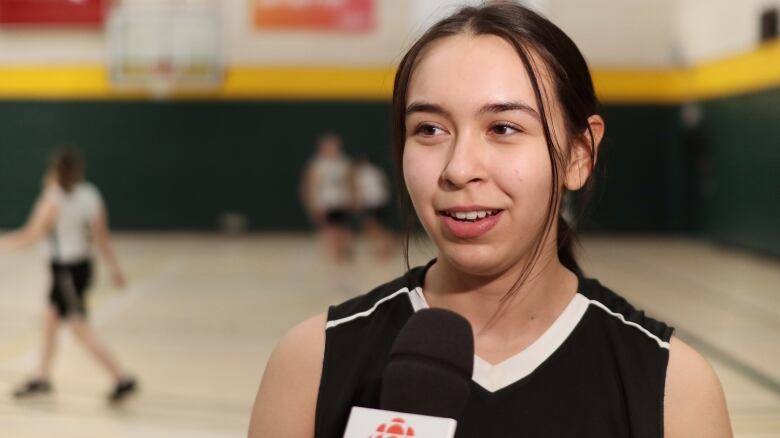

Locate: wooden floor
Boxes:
[0,234,778,437]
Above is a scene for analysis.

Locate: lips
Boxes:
[437,207,503,239]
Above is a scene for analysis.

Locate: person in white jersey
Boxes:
[352,154,395,258]
[301,134,354,263]
[0,148,137,404]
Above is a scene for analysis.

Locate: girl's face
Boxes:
[403,34,568,277]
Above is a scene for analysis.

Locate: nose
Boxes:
[440,133,487,190]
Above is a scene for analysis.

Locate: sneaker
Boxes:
[108,377,137,404]
[12,379,52,398]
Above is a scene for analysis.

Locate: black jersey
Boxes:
[315,261,674,438]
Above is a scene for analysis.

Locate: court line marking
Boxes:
[676,327,780,398]
[0,259,185,367]
[583,242,780,398]
[596,243,780,327]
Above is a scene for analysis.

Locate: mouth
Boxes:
[436,207,504,239]
[438,208,503,222]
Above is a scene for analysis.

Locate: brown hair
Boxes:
[49,147,84,192]
[393,3,601,298]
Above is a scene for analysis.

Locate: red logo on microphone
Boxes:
[372,417,415,437]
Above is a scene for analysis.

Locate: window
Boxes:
[760,8,779,43]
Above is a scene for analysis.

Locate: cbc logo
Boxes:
[372,417,415,437]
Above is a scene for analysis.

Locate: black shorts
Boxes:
[361,206,387,222]
[49,260,92,318]
[324,209,350,226]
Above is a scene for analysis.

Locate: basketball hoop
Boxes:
[108,1,222,98]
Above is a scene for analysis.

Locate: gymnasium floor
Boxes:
[0,234,778,437]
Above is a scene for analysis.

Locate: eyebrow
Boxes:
[405,100,540,120]
[479,101,540,120]
[405,102,451,117]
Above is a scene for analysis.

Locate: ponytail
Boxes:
[557,214,582,277]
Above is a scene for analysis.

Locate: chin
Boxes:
[437,240,512,277]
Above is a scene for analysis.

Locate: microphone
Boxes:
[343,308,474,437]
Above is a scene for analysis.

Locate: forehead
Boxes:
[407,34,541,113]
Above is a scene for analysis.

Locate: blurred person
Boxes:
[300,133,355,264]
[0,148,138,404]
[352,154,396,258]
[250,4,731,438]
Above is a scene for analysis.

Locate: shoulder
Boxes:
[578,277,673,350]
[249,313,327,437]
[77,182,101,198]
[269,313,328,378]
[72,182,103,205]
[664,337,732,437]
[75,182,104,215]
[274,313,328,363]
[42,183,64,205]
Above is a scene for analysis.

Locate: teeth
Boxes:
[447,210,497,221]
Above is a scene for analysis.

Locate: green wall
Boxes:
[0,98,776,256]
[0,101,394,230]
[700,89,780,256]
[581,104,687,232]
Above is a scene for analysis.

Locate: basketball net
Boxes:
[149,59,176,100]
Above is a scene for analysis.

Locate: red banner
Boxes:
[0,0,106,26]
[253,0,374,32]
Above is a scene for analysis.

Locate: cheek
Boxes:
[402,144,439,208]
[492,143,553,204]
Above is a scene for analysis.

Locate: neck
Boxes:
[423,244,579,360]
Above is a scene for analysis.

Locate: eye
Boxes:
[489,122,522,136]
[414,123,446,137]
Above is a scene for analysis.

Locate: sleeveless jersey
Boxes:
[315,261,673,437]
[309,155,352,211]
[46,182,103,264]
[354,163,389,209]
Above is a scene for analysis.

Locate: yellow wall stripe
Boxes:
[689,40,780,100]
[0,65,110,98]
[595,40,780,103]
[0,40,779,102]
[222,67,395,100]
[592,69,688,104]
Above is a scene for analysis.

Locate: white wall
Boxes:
[547,0,678,67]
[0,28,104,64]
[675,0,780,64]
[0,0,777,68]
[408,0,676,68]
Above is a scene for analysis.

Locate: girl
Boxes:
[250,3,731,437]
[301,133,355,263]
[0,148,137,404]
[352,154,395,258]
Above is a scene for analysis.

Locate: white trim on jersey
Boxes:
[410,288,590,393]
[410,288,670,392]
[409,287,671,352]
[407,286,426,312]
[473,293,590,392]
[587,299,671,350]
[326,285,670,393]
[325,288,413,330]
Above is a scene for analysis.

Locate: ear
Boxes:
[564,115,604,191]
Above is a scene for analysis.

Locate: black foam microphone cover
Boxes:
[380,308,474,419]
